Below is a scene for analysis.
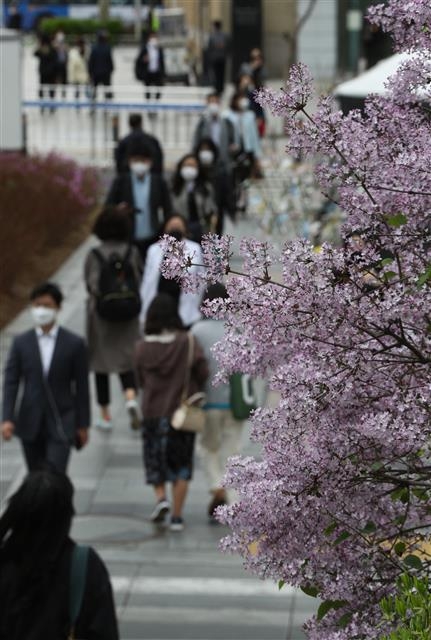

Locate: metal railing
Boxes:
[22,84,209,167]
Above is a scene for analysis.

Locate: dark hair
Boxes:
[92,207,132,242]
[145,294,184,335]
[127,137,153,160]
[230,90,246,111]
[129,113,142,129]
[213,20,222,30]
[171,153,204,195]
[30,282,63,306]
[163,213,189,232]
[0,472,75,619]
[203,283,228,303]
[195,137,219,162]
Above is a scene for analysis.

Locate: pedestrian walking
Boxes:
[1,282,90,473]
[134,31,165,105]
[88,30,114,101]
[207,20,230,95]
[237,72,266,137]
[192,92,236,169]
[84,208,142,431]
[135,294,209,531]
[67,37,89,103]
[191,284,245,522]
[115,113,164,175]
[106,138,172,261]
[34,33,58,111]
[171,153,218,242]
[0,471,119,640]
[53,30,68,95]
[195,137,235,232]
[140,215,205,329]
[225,90,262,166]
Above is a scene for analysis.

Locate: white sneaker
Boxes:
[170,517,184,532]
[150,499,170,523]
[96,417,113,431]
[126,399,141,431]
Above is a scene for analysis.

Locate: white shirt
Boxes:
[36,325,59,375]
[147,42,160,73]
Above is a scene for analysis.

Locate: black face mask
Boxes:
[168,230,184,241]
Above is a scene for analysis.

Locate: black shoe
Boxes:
[170,516,184,532]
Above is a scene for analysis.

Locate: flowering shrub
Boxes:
[0,152,98,323]
[161,1,431,638]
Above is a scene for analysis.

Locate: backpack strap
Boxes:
[69,544,90,639]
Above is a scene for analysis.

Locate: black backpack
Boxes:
[92,246,141,322]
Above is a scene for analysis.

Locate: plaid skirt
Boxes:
[142,417,196,485]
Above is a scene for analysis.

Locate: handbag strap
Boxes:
[69,544,89,639]
[181,333,194,403]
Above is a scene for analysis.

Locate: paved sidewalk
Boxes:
[0,212,317,639]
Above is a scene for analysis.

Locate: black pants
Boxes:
[211,60,226,95]
[95,371,136,406]
[21,431,71,474]
[144,71,163,101]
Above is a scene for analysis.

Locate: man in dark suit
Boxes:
[106,138,172,261]
[1,282,90,473]
[134,31,165,102]
[114,113,164,175]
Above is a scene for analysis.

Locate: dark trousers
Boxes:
[144,71,163,100]
[211,60,226,95]
[95,371,136,406]
[21,432,71,474]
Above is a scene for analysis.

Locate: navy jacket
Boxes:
[2,328,90,442]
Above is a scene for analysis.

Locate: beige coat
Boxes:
[68,47,89,84]
[84,242,143,373]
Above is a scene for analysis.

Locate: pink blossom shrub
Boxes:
[0,152,98,305]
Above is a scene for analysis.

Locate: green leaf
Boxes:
[380,257,394,267]
[403,554,423,571]
[324,521,337,536]
[362,521,377,534]
[317,599,347,620]
[412,488,429,501]
[391,486,409,503]
[337,612,353,628]
[383,270,397,282]
[417,266,431,287]
[385,213,407,227]
[334,530,351,546]
[278,580,285,591]
[300,584,319,598]
[394,541,407,557]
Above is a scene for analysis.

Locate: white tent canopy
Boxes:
[334,53,412,98]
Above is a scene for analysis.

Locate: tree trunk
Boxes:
[98,0,110,22]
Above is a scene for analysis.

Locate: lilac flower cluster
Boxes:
[162,1,431,638]
[368,0,431,52]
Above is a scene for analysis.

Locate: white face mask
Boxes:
[181,166,198,181]
[31,306,57,327]
[239,97,250,111]
[199,150,214,166]
[130,161,150,177]
[207,102,220,116]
